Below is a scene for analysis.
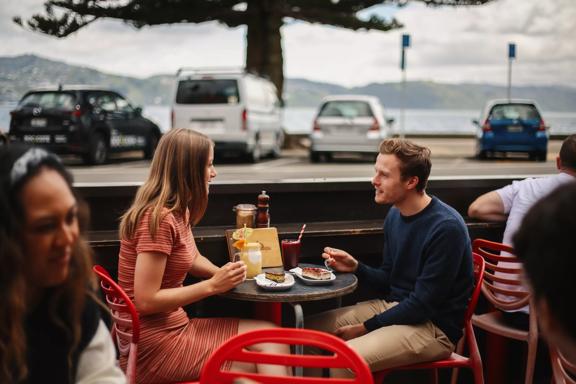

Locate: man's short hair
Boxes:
[379,139,432,192]
[559,134,576,171]
[513,181,576,341]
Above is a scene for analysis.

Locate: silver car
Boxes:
[309,95,392,162]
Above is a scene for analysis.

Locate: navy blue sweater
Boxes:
[359,196,473,345]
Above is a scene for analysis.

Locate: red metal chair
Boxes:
[550,346,576,384]
[372,253,485,384]
[199,327,374,383]
[93,265,197,384]
[471,238,538,384]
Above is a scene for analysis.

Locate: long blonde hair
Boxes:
[120,129,213,239]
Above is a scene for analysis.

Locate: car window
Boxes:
[93,94,117,112]
[115,95,134,113]
[319,101,373,118]
[245,77,268,107]
[264,83,281,108]
[490,104,540,120]
[176,79,240,104]
[18,92,76,111]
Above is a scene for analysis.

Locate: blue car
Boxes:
[473,99,548,161]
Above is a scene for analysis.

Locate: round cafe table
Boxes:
[222,263,357,376]
[223,263,358,328]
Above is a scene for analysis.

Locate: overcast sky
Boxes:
[1,0,575,88]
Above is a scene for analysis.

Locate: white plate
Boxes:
[290,267,336,285]
[254,273,295,291]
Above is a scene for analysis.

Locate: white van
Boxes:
[172,68,284,162]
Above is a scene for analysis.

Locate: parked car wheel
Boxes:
[530,150,547,162]
[538,151,547,162]
[144,132,160,160]
[248,139,261,163]
[310,151,321,163]
[270,131,284,159]
[84,133,108,165]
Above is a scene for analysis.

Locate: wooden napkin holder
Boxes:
[225,227,283,268]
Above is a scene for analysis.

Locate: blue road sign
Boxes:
[508,43,516,59]
[401,34,410,70]
[402,34,411,48]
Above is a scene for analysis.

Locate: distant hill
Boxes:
[1,54,576,111]
[0,55,174,105]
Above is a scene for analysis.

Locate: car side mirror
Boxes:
[472,119,479,126]
[134,106,143,116]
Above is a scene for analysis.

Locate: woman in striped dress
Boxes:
[117,128,290,383]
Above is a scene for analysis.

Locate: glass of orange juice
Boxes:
[240,242,262,279]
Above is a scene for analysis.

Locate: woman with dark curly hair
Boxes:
[0,144,125,383]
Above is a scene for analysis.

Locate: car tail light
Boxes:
[71,105,83,118]
[171,108,175,129]
[538,120,547,131]
[482,120,492,132]
[241,108,248,131]
[369,117,380,132]
[312,119,320,132]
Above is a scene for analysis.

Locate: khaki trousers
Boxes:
[305,299,454,378]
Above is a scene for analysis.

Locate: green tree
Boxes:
[15,0,493,98]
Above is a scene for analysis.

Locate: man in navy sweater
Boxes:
[306,138,474,376]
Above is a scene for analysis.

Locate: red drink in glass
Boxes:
[281,239,301,270]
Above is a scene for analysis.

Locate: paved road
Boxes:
[69,138,562,184]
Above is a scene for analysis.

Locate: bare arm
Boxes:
[134,251,246,315]
[189,254,219,278]
[467,191,507,221]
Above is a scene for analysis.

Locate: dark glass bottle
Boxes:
[257,190,270,228]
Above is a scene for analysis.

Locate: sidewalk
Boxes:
[284,135,563,160]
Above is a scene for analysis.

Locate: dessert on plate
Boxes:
[265,271,286,283]
[301,267,332,280]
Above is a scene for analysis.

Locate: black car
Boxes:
[9,86,162,164]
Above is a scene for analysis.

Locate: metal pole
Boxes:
[507,43,516,101]
[507,57,512,101]
[399,34,410,139]
[400,68,406,139]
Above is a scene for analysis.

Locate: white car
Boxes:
[309,95,393,162]
[171,68,284,162]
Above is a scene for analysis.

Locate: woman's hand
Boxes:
[208,261,247,294]
[322,247,358,273]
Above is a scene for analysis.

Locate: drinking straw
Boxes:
[297,224,307,242]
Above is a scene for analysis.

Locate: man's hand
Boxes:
[322,247,358,273]
[334,324,367,341]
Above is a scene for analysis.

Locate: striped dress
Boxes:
[118,208,238,383]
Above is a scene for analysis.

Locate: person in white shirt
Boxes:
[468,134,576,250]
[468,134,576,324]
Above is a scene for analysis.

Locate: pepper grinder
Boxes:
[256,190,270,228]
